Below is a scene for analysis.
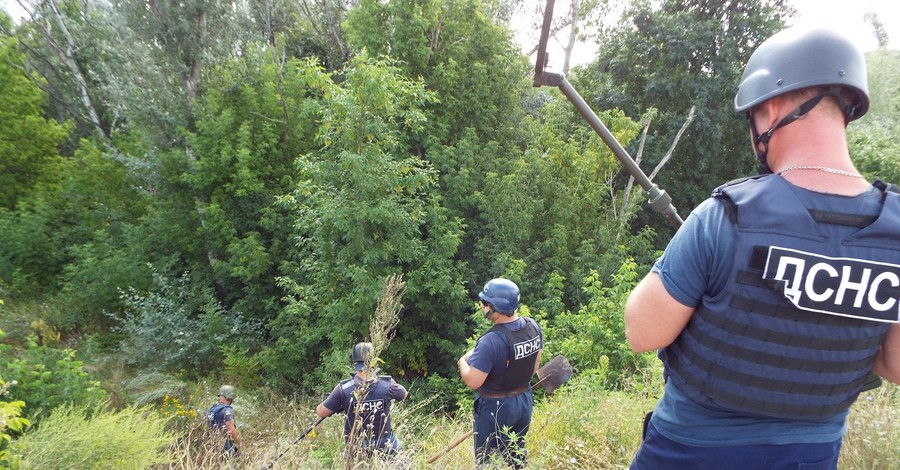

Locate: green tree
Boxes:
[0,12,69,211]
[345,0,541,300]
[578,0,791,238]
[265,54,468,389]
[169,43,322,323]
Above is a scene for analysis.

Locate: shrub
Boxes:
[12,403,174,469]
[116,268,258,377]
[543,260,654,389]
[1,328,30,469]
[0,335,106,422]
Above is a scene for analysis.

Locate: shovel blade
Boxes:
[536,355,573,395]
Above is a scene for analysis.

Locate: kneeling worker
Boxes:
[316,342,408,455]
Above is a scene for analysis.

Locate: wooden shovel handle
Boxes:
[426,429,475,464]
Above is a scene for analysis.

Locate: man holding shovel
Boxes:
[316,342,408,457]
[459,278,543,469]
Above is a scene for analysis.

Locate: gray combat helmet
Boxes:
[218,385,236,401]
[734,27,869,121]
[351,342,374,370]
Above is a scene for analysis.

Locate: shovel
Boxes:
[426,355,573,464]
[533,354,573,394]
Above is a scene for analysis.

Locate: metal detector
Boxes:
[534,1,887,407]
[533,0,683,228]
[260,415,325,470]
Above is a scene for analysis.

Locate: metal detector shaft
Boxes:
[261,416,325,470]
[543,73,682,227]
[533,0,683,228]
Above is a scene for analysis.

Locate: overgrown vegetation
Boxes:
[2,0,899,467]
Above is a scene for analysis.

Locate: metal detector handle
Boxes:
[532,0,555,87]
[541,72,683,228]
[261,415,326,470]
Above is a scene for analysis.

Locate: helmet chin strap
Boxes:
[483,304,495,319]
[747,86,847,175]
[747,113,773,174]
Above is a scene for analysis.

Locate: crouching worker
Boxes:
[206,385,242,458]
[316,342,408,457]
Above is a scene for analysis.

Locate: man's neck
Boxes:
[493,313,518,325]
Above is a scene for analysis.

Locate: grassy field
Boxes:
[165,375,900,469]
[18,371,898,469]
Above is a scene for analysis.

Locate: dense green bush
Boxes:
[0,326,30,469]
[0,335,106,422]
[543,259,656,389]
[12,403,174,469]
[117,268,259,377]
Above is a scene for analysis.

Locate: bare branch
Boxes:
[648,106,695,181]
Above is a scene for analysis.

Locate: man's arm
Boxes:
[624,271,695,353]
[391,380,409,401]
[873,324,900,384]
[458,349,488,390]
[315,402,335,418]
[225,420,241,449]
[316,385,342,418]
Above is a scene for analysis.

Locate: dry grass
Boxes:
[157,377,899,470]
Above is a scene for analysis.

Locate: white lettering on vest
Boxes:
[764,246,900,323]
[514,336,542,360]
[358,399,386,414]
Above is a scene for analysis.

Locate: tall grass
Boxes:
[8,377,899,469]
[12,403,174,469]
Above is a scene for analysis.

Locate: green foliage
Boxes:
[850,49,900,185]
[0,335,106,422]
[0,24,70,211]
[461,94,656,314]
[0,138,149,317]
[265,52,468,389]
[0,201,63,297]
[12,403,174,469]
[0,328,30,469]
[117,268,258,377]
[544,258,656,389]
[221,345,262,392]
[347,0,529,145]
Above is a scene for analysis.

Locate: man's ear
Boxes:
[753,99,781,130]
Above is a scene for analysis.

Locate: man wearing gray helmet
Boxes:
[206,384,242,457]
[624,26,900,468]
[316,342,408,456]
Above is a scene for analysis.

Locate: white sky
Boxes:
[515,0,900,70]
[2,0,897,64]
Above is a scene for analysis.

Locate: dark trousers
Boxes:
[473,390,532,469]
[631,422,842,470]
